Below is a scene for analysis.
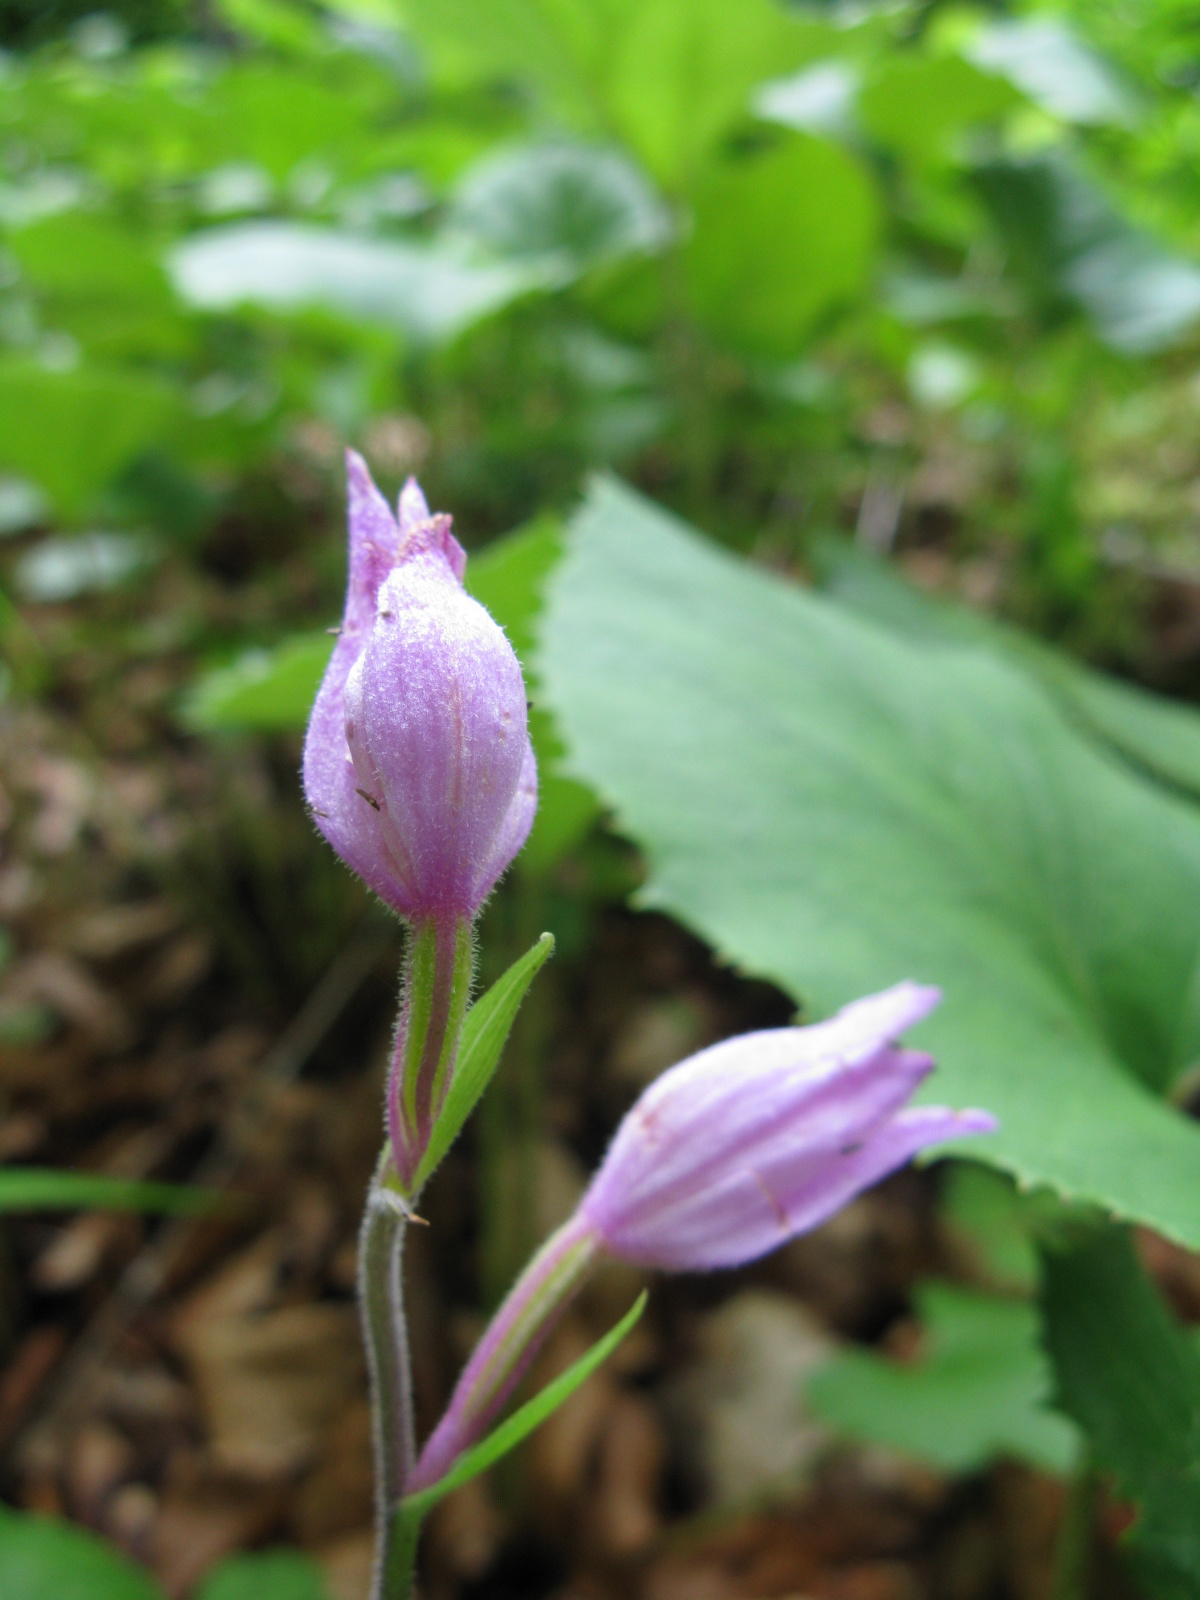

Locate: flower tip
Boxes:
[399,474,431,529]
[957,1109,1000,1136]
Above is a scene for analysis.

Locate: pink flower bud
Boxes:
[303,452,537,926]
[407,982,994,1493]
[578,981,995,1271]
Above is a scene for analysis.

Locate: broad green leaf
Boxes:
[183,633,336,731]
[537,478,1200,1245]
[1043,1225,1200,1598]
[685,135,878,357]
[600,0,830,187]
[0,1508,166,1600]
[0,363,189,518]
[387,1292,647,1593]
[940,1164,1040,1295]
[451,140,670,274]
[0,1167,225,1215]
[169,223,555,344]
[414,932,554,1190]
[467,517,601,871]
[393,0,831,188]
[858,55,1020,161]
[196,1550,328,1600]
[815,539,1200,801]
[809,1282,1078,1474]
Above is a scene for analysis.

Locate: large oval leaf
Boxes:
[684,135,878,356]
[537,478,1200,1246]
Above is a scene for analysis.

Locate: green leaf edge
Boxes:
[0,1167,230,1216]
[388,1290,647,1591]
[411,932,554,1193]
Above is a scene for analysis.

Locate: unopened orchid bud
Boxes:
[579,981,995,1270]
[304,452,537,929]
[407,982,994,1491]
[304,453,538,1186]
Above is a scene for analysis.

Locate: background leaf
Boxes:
[809,1282,1079,1474]
[684,136,878,357]
[0,1509,166,1599]
[1042,1225,1200,1599]
[195,1550,328,1600]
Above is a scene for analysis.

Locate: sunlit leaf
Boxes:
[451,140,670,273]
[183,633,335,732]
[0,363,190,517]
[169,223,556,343]
[858,54,1021,161]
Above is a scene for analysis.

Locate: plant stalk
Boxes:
[360,1159,416,1600]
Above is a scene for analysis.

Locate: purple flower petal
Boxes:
[579,983,996,1273]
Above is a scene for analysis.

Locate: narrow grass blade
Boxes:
[0,1168,229,1216]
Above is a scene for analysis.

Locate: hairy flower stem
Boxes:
[389,917,473,1190]
[360,1161,416,1600]
[407,1212,600,1494]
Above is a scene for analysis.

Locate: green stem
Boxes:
[360,1159,415,1600]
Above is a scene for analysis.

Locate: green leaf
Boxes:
[537,478,1200,1245]
[467,516,601,871]
[388,1292,647,1592]
[0,363,190,518]
[0,1508,167,1600]
[414,933,555,1191]
[392,0,832,188]
[169,224,554,344]
[809,1282,1079,1474]
[0,1167,226,1215]
[975,154,1200,354]
[598,0,831,187]
[685,135,879,357]
[183,634,336,732]
[1042,1225,1200,1599]
[196,1550,328,1600]
[858,54,1021,162]
[451,140,670,274]
[815,538,1200,802]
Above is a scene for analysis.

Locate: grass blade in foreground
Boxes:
[0,1167,227,1215]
